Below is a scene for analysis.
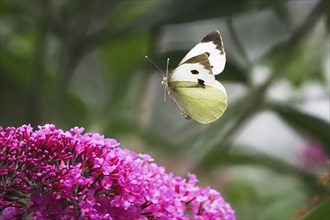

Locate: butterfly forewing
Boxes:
[169,53,215,86]
[179,30,226,75]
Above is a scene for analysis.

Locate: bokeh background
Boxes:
[1,0,329,219]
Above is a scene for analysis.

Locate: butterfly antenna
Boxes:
[163,58,170,102]
[145,56,165,78]
[166,58,170,77]
[145,56,168,103]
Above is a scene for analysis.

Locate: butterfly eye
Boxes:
[205,52,210,57]
[191,70,199,74]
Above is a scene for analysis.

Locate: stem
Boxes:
[226,17,254,71]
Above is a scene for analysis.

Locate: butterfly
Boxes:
[162,30,227,124]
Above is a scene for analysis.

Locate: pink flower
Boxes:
[0,124,235,219]
[298,140,328,169]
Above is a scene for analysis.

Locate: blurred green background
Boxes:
[0,0,329,219]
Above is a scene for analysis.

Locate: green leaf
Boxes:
[271,103,330,151]
[272,0,291,28]
[0,73,29,127]
[166,0,289,24]
[100,30,150,80]
[196,145,323,199]
[0,22,38,88]
[104,119,178,154]
[224,180,259,219]
[63,93,90,128]
[300,199,330,220]
[0,46,32,87]
[325,0,330,32]
[217,61,247,83]
[263,35,326,87]
[110,1,161,24]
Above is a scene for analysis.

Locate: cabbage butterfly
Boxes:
[162,30,227,124]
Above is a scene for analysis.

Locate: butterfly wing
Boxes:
[167,53,227,124]
[170,81,227,124]
[170,53,216,85]
[179,30,226,75]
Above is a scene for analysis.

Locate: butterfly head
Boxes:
[161,58,170,86]
[145,56,170,101]
[161,76,168,85]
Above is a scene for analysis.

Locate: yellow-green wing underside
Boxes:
[170,81,227,124]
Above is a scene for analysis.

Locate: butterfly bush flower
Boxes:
[0,124,235,219]
[296,140,328,173]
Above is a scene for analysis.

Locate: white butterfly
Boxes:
[162,30,227,124]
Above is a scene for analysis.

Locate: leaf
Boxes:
[63,93,90,128]
[300,199,330,220]
[100,30,150,80]
[224,180,259,219]
[166,0,290,24]
[0,73,29,127]
[272,0,291,28]
[217,61,247,83]
[0,46,32,87]
[104,119,178,154]
[197,145,323,196]
[264,43,325,87]
[0,22,38,88]
[98,30,151,116]
[109,1,160,24]
[325,0,330,32]
[271,103,330,151]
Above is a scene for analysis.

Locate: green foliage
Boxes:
[272,103,330,150]
[217,61,248,83]
[0,0,328,219]
[300,199,330,220]
[225,168,309,220]
[101,30,150,79]
[63,92,90,128]
[264,42,326,87]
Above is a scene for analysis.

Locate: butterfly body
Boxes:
[163,30,227,124]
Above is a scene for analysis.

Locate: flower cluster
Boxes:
[0,124,235,219]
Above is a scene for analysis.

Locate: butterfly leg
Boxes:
[180,110,191,120]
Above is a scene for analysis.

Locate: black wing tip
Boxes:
[201,30,224,50]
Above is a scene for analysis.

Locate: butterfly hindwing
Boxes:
[179,30,226,75]
[170,81,227,124]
